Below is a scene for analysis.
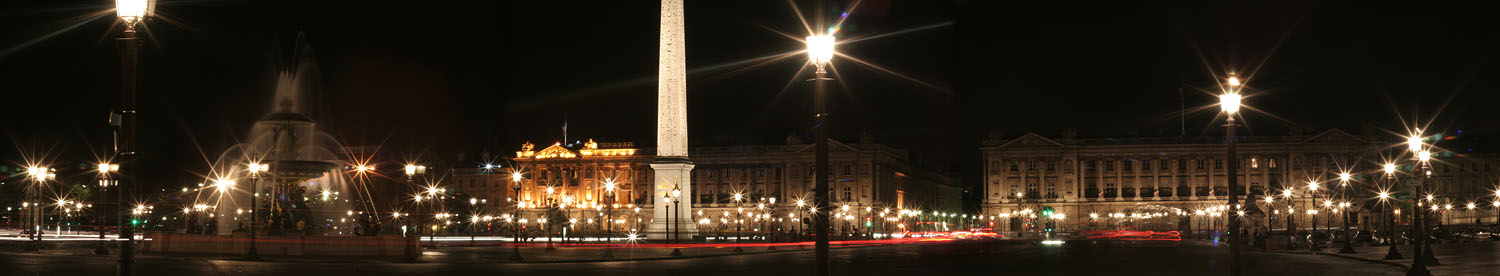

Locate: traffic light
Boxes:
[130,219,140,226]
[1041,206,1054,218]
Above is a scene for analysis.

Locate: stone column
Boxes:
[649,0,697,241]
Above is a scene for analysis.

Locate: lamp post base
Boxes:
[1422,243,1439,265]
[1406,265,1432,276]
[403,235,419,263]
[509,247,525,262]
[1339,242,1357,254]
[1384,244,1404,260]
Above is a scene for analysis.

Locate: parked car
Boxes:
[1430,228,1457,243]
[1353,230,1375,244]
[1307,232,1331,246]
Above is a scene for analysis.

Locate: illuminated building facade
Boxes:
[452,135,961,235]
[981,129,1500,235]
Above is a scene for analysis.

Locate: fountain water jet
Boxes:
[202,35,374,236]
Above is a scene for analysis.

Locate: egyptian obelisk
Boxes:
[649,0,697,241]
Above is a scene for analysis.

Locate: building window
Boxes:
[809,166,814,176]
[1009,183,1020,198]
[1104,183,1116,198]
[1047,161,1056,171]
[1026,182,1039,198]
[1010,162,1019,172]
[1084,180,1099,199]
[1087,160,1097,170]
[843,186,852,201]
[1105,161,1114,171]
[1196,160,1205,170]
[1142,160,1151,170]
[1177,159,1186,170]
[1123,160,1133,171]
[843,165,852,175]
[1160,160,1169,171]
[1215,160,1223,169]
[1031,161,1039,171]
[1269,158,1277,168]
[1046,181,1057,198]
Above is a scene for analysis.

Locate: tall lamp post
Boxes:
[669,186,682,257]
[767,197,778,250]
[1338,172,1357,254]
[95,163,119,255]
[246,162,266,259]
[24,167,56,251]
[1219,73,1244,276]
[806,31,837,276]
[1308,180,1322,251]
[1380,164,1403,260]
[602,179,616,259]
[545,186,555,251]
[1407,135,1435,275]
[733,193,745,252]
[112,1,150,274]
[509,172,525,261]
[402,164,425,261]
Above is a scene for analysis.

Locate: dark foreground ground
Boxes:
[1,239,1405,276]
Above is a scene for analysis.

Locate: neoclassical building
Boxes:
[980,129,1499,235]
[451,135,962,235]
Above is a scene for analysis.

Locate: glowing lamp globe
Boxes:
[1407,135,1423,152]
[1383,163,1396,175]
[805,35,835,66]
[1219,93,1242,114]
[116,0,148,25]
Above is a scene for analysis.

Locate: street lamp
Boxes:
[245,162,266,259]
[671,186,682,242]
[602,178,616,259]
[733,193,745,248]
[806,32,837,276]
[1219,72,1244,276]
[1406,133,1434,275]
[508,171,524,261]
[401,163,426,261]
[24,166,56,251]
[112,0,154,272]
[1337,172,1356,254]
[94,163,119,255]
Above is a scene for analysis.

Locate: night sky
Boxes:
[3,1,1497,209]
